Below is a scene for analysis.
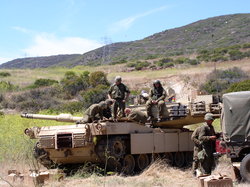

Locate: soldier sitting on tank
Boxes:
[124,108,147,124]
[108,76,130,121]
[146,80,167,122]
[82,99,114,123]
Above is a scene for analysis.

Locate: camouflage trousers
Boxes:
[200,152,215,175]
[112,99,126,119]
[146,100,165,117]
[192,146,201,174]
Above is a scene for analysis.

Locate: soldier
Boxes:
[85,99,113,123]
[191,126,202,177]
[103,99,113,119]
[146,80,167,122]
[198,113,217,175]
[108,76,130,120]
[124,108,147,124]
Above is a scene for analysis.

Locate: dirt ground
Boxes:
[0,159,249,187]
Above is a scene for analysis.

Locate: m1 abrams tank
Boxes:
[22,96,221,174]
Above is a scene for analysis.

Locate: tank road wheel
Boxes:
[110,137,126,159]
[135,154,150,171]
[240,154,250,183]
[185,152,193,167]
[122,154,135,175]
[106,157,122,172]
[163,152,174,166]
[174,152,185,168]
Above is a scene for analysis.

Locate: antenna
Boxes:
[101,37,112,65]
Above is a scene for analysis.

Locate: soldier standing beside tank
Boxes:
[146,80,167,122]
[198,113,217,175]
[108,76,130,121]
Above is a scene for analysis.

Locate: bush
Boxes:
[155,58,174,68]
[80,85,109,108]
[127,61,150,70]
[0,72,11,77]
[200,67,248,94]
[226,80,250,93]
[228,50,244,60]
[29,78,58,89]
[4,86,62,112]
[60,71,90,97]
[0,81,17,92]
[89,71,109,87]
[242,43,250,49]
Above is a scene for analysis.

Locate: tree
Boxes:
[89,71,109,87]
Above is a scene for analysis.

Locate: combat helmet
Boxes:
[204,113,214,121]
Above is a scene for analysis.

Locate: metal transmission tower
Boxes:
[101,37,113,65]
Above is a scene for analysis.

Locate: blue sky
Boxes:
[0,0,249,64]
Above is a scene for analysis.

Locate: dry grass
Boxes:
[1,58,249,89]
[44,161,196,187]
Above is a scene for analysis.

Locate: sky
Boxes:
[0,0,249,64]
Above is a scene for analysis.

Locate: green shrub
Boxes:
[4,86,62,112]
[226,80,250,92]
[242,43,250,49]
[29,78,58,89]
[200,67,248,94]
[89,71,109,87]
[0,81,17,92]
[0,72,11,77]
[145,54,158,60]
[110,59,127,65]
[80,84,109,108]
[210,55,228,62]
[60,71,90,97]
[228,50,244,60]
[186,59,199,65]
[174,57,188,64]
[126,61,150,70]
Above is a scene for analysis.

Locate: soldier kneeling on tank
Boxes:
[79,99,114,123]
[124,108,147,125]
[146,80,167,122]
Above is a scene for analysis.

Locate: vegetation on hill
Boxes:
[199,67,249,94]
[0,13,250,69]
[0,71,110,113]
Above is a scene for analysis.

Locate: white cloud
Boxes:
[12,26,33,34]
[22,33,103,57]
[108,6,168,34]
[0,57,13,64]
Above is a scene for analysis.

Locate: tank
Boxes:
[22,97,221,175]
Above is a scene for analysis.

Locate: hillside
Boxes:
[1,13,250,69]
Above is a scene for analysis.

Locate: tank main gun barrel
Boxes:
[21,113,83,123]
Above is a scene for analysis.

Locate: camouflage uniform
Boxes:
[198,122,216,175]
[127,109,147,124]
[85,101,107,122]
[108,83,130,118]
[191,126,202,175]
[146,85,167,118]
